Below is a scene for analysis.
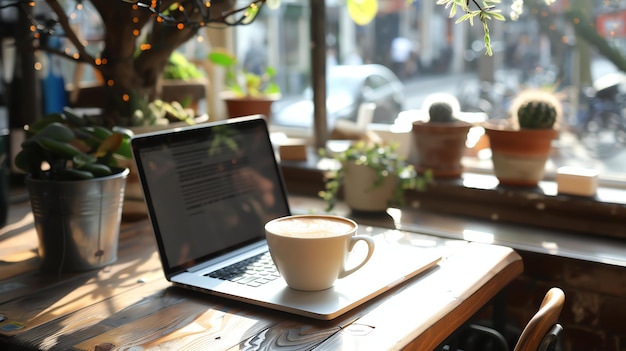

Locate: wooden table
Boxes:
[0,197,523,351]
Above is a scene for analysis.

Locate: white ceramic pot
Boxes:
[342,162,398,212]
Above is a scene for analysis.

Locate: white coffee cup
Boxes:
[265,214,375,291]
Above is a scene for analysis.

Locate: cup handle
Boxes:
[338,235,375,279]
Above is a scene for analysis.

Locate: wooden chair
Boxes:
[442,287,565,351]
[513,287,565,351]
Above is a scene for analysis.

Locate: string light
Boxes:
[2,0,268,114]
[4,0,269,42]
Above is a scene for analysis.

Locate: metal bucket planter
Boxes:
[26,168,129,273]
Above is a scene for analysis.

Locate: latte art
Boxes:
[267,216,355,238]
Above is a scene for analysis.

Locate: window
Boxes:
[228,0,626,187]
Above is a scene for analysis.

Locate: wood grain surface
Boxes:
[0,200,522,351]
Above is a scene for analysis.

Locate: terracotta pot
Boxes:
[221,92,279,120]
[484,123,558,187]
[411,121,472,178]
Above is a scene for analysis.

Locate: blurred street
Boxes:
[400,71,626,181]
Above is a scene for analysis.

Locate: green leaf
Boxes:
[28,114,66,134]
[62,107,89,127]
[115,136,133,160]
[36,123,76,143]
[14,147,44,174]
[38,137,91,160]
[78,163,112,177]
[208,50,237,67]
[96,133,124,158]
[57,168,94,180]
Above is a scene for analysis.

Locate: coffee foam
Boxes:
[267,216,355,238]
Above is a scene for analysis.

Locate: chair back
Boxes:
[513,287,565,351]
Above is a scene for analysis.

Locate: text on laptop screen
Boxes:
[135,119,291,273]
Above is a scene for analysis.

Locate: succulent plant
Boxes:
[208,49,280,98]
[15,108,133,181]
[428,102,456,123]
[517,101,557,129]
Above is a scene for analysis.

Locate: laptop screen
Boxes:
[131,116,291,276]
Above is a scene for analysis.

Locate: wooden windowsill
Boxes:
[279,150,626,242]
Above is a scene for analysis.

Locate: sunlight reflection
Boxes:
[2,250,37,262]
[541,241,559,254]
[0,212,34,235]
[410,238,438,247]
[462,229,494,244]
[445,240,469,248]
[466,126,484,149]
[317,157,339,171]
[179,321,206,333]
[386,208,401,224]
[384,229,405,242]
[40,335,59,350]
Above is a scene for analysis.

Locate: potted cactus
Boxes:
[411,95,473,178]
[483,90,561,187]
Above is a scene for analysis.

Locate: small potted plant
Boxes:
[208,49,281,120]
[411,95,473,178]
[160,51,207,117]
[483,89,561,187]
[14,108,132,273]
[319,141,431,213]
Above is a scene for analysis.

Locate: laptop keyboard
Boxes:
[205,251,280,287]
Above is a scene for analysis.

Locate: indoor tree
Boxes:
[5,0,246,126]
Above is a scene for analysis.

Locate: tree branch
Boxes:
[42,0,97,67]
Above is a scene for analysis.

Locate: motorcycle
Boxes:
[575,73,626,159]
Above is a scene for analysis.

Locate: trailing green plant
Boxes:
[163,51,204,80]
[318,141,432,212]
[208,49,281,98]
[517,101,557,129]
[428,102,456,123]
[15,108,133,181]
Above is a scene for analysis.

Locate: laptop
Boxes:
[130,115,442,320]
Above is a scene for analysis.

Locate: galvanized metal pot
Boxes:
[26,168,129,273]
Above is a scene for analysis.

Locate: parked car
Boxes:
[272,64,405,130]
